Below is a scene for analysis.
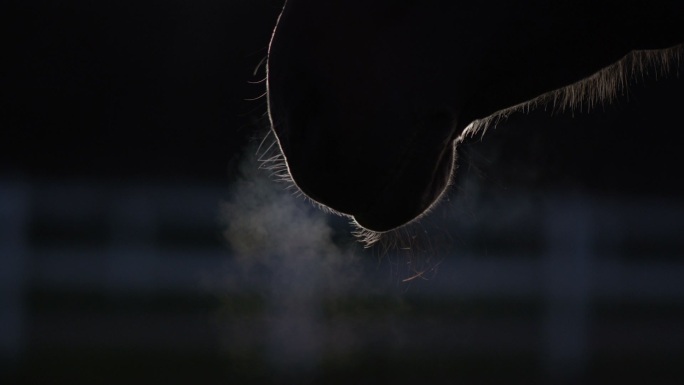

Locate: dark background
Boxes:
[3,0,684,193]
[3,0,282,180]
[2,1,684,384]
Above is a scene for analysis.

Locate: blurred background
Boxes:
[2,1,684,384]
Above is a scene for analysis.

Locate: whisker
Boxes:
[248,77,267,84]
[244,91,268,102]
[252,55,268,77]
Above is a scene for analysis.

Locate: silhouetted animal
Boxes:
[266,0,683,233]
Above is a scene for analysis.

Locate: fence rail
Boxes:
[2,177,684,380]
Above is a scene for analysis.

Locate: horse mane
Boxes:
[461,44,683,140]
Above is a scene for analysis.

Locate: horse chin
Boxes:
[350,141,456,233]
[280,134,456,233]
[275,108,460,233]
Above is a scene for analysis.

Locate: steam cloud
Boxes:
[220,143,360,373]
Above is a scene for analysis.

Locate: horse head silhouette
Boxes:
[266,0,683,233]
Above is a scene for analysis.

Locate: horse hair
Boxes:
[462,45,683,140]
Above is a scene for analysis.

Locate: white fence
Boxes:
[1,177,683,379]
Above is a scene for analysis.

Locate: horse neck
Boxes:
[453,0,684,124]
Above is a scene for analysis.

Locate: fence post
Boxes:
[542,193,593,382]
[0,180,30,366]
[107,188,157,292]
